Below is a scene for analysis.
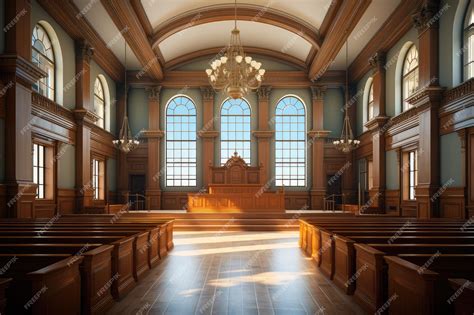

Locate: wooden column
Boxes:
[365,52,389,211]
[1,0,45,218]
[74,40,95,212]
[253,86,273,184]
[309,86,330,209]
[198,87,218,188]
[144,86,164,209]
[410,1,443,218]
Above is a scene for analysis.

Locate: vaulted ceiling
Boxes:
[68,0,405,81]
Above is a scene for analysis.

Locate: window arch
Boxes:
[165,95,197,187]
[464,0,474,81]
[275,95,306,187]
[32,24,55,101]
[94,78,105,128]
[402,45,419,111]
[367,82,374,121]
[220,98,251,165]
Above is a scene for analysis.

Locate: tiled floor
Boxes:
[107,231,367,315]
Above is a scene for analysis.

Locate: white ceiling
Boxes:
[330,0,401,70]
[142,0,333,31]
[73,0,142,70]
[159,21,313,62]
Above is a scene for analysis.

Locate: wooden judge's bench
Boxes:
[187,153,285,213]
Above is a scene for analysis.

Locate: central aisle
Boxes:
[107,231,366,315]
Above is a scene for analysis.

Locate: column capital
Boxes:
[310,85,326,101]
[412,0,440,32]
[200,86,215,101]
[368,51,386,72]
[145,85,162,101]
[257,86,272,100]
[75,39,95,62]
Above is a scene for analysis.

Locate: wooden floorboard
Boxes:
[106,231,367,315]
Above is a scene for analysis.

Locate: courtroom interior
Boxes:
[0,0,473,314]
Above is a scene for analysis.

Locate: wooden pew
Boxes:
[0,278,11,314]
[0,254,83,315]
[448,278,474,315]
[385,254,474,315]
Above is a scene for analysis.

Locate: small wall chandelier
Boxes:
[333,38,360,153]
[205,0,265,99]
[113,43,139,153]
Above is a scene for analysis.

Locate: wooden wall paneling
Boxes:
[284,192,310,210]
[385,190,400,215]
[468,128,474,217]
[439,187,465,219]
[161,192,188,210]
[57,188,76,214]
[439,79,474,135]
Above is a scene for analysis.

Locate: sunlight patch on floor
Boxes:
[171,241,298,256]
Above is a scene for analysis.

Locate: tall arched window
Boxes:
[275,96,306,187]
[402,45,419,111]
[220,98,251,165]
[464,1,474,81]
[166,96,197,187]
[32,24,55,101]
[367,82,374,120]
[94,78,105,128]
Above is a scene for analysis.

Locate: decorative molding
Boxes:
[130,0,154,36]
[252,130,275,139]
[145,86,162,101]
[141,130,165,139]
[200,86,215,101]
[365,116,390,132]
[100,0,164,80]
[310,85,327,100]
[368,51,386,71]
[37,0,124,81]
[198,130,219,139]
[0,54,47,85]
[412,0,439,31]
[308,130,331,139]
[151,5,321,51]
[443,78,473,104]
[257,86,272,101]
[31,92,75,123]
[319,0,342,38]
[308,0,371,80]
[349,0,424,82]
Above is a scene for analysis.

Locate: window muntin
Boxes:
[32,24,55,101]
[33,143,45,199]
[464,2,474,81]
[402,45,419,111]
[275,96,306,187]
[368,82,374,120]
[94,78,105,128]
[220,98,251,165]
[166,96,197,187]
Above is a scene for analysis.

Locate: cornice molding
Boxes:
[252,130,275,139]
[100,0,164,80]
[0,54,47,85]
[308,130,331,139]
[198,130,219,138]
[37,0,124,81]
[141,130,165,139]
[364,116,390,131]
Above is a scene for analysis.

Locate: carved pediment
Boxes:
[210,152,263,185]
[223,152,249,169]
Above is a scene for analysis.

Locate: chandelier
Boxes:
[205,0,265,99]
[113,42,139,153]
[333,38,360,153]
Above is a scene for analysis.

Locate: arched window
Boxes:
[32,24,55,101]
[464,1,474,81]
[275,96,306,187]
[166,96,197,187]
[367,82,374,120]
[402,45,419,111]
[94,78,105,128]
[220,98,251,165]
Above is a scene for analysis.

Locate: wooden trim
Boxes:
[165,46,307,70]
[319,0,342,38]
[308,0,371,80]
[130,0,153,37]
[37,0,124,82]
[151,5,321,51]
[349,0,424,83]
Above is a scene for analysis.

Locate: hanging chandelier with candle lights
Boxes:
[205,0,265,99]
[112,42,139,153]
[333,37,360,153]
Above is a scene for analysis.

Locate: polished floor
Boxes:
[107,231,367,315]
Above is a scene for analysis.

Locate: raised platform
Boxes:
[120,210,354,231]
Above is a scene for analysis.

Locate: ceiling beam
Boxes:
[37,0,124,81]
[348,0,424,82]
[165,46,308,70]
[130,0,154,37]
[319,0,343,39]
[101,0,164,80]
[151,5,322,52]
[308,0,371,80]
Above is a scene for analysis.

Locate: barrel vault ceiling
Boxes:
[71,0,402,80]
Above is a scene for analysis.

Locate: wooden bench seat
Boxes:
[448,278,474,315]
[0,254,83,315]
